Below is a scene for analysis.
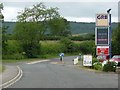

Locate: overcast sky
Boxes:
[1,0,120,22]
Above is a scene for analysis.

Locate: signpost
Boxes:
[95,9,112,59]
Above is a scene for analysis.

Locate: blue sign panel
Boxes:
[96,27,109,45]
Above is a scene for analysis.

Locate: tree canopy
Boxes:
[112,23,120,55]
[14,3,71,58]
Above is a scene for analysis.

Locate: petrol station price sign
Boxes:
[96,14,109,27]
[95,27,109,45]
[96,46,109,55]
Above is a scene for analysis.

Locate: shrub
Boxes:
[93,62,102,70]
[2,53,25,60]
[60,37,73,53]
[22,43,41,58]
[41,41,63,55]
[103,62,117,72]
[78,41,95,55]
[92,58,99,65]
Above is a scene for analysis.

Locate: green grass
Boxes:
[0,65,5,73]
[3,40,92,63]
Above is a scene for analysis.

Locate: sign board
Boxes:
[74,57,79,65]
[96,46,109,55]
[95,27,109,45]
[96,14,109,27]
[83,55,92,66]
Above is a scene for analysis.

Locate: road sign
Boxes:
[95,27,109,45]
[83,55,92,66]
[96,46,109,55]
[96,14,109,27]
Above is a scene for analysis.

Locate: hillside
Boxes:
[69,22,118,34]
[3,21,118,34]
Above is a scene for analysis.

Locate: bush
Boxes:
[2,53,25,60]
[41,41,63,55]
[103,62,117,72]
[69,36,84,41]
[93,62,102,70]
[60,37,77,53]
[78,41,95,55]
[92,58,99,65]
[22,43,41,58]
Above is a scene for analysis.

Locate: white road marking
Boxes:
[26,60,50,65]
[0,66,23,89]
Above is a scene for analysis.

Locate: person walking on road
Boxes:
[59,53,64,62]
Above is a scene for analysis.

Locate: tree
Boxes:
[112,23,120,55]
[2,25,8,55]
[0,3,7,56]
[14,3,61,58]
[48,17,71,37]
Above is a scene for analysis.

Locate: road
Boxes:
[8,56,118,88]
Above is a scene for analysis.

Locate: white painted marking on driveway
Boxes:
[26,60,50,65]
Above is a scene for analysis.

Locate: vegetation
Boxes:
[112,23,120,55]
[48,17,71,36]
[2,40,95,60]
[0,65,5,73]
[93,62,102,70]
[13,3,70,58]
[103,62,117,72]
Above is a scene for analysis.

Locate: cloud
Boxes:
[1,1,118,22]
[64,17,95,22]
[2,7,22,21]
[64,16,118,22]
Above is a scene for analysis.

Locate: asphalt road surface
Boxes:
[8,56,118,88]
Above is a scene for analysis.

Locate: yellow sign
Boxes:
[96,14,109,27]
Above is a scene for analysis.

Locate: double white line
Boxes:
[0,66,23,89]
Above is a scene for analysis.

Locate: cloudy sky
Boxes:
[1,0,120,22]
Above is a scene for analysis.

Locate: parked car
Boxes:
[110,55,120,66]
[97,55,109,62]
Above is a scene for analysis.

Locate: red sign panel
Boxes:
[97,46,109,55]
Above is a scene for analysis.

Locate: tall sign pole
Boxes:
[107,9,112,59]
[95,9,112,60]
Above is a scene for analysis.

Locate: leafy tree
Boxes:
[60,37,75,53]
[48,17,71,37]
[2,25,8,55]
[112,23,120,55]
[14,3,61,58]
[0,3,8,56]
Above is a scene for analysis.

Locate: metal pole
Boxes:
[107,9,112,59]
[109,13,112,59]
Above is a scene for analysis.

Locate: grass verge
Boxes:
[0,65,5,73]
[2,53,79,63]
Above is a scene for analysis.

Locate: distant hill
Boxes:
[3,21,118,34]
[3,22,16,34]
[69,22,118,34]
